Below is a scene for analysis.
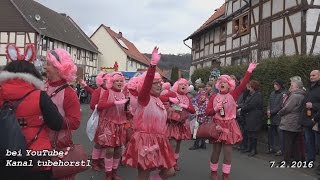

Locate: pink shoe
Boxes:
[211,171,217,180]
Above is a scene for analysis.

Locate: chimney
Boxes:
[60,13,67,17]
[118,32,122,38]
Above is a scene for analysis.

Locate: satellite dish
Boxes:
[35,14,41,21]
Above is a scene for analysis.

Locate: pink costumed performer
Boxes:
[45,48,81,180]
[95,72,128,180]
[89,72,109,172]
[122,47,176,180]
[160,78,195,171]
[205,63,258,180]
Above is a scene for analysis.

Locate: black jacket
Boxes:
[300,81,320,128]
[241,91,264,131]
[268,89,286,125]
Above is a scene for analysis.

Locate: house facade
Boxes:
[185,0,320,76]
[90,25,149,74]
[0,0,99,80]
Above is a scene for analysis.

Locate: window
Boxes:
[42,38,47,51]
[49,40,54,50]
[193,39,200,51]
[90,53,94,62]
[232,13,249,38]
[66,44,71,53]
[259,21,271,50]
[76,48,81,60]
[220,24,227,42]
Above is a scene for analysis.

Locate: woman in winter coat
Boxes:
[122,47,176,180]
[278,79,305,163]
[160,78,195,171]
[241,80,263,157]
[205,63,257,180]
[95,71,128,180]
[45,48,81,180]
[0,44,63,180]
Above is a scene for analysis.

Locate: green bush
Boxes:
[191,67,211,84]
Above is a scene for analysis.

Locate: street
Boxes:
[74,104,318,180]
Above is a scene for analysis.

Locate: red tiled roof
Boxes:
[100,25,150,66]
[185,4,225,40]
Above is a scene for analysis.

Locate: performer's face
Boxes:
[113,79,124,90]
[151,80,162,96]
[44,61,60,82]
[178,83,188,94]
[219,81,229,93]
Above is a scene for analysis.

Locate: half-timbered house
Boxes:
[185,0,320,76]
[0,0,99,80]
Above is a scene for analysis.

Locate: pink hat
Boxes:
[172,78,189,93]
[127,77,139,90]
[105,72,125,89]
[46,48,77,82]
[96,72,108,87]
[215,75,236,92]
[136,71,162,93]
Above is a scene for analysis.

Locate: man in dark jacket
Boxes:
[267,79,286,155]
[300,70,320,174]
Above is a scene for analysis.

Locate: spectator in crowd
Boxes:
[236,88,250,152]
[278,78,305,163]
[241,80,263,157]
[267,79,286,156]
[300,70,320,174]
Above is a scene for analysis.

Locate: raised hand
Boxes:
[80,79,87,87]
[247,63,258,73]
[114,99,129,105]
[169,97,179,104]
[214,102,223,112]
[179,103,188,109]
[150,47,161,65]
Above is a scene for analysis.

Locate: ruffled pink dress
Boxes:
[94,88,127,147]
[122,66,176,170]
[206,71,252,145]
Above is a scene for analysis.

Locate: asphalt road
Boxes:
[74,104,318,180]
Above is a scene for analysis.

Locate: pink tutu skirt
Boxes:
[94,120,126,147]
[209,119,242,145]
[166,120,191,140]
[122,132,176,170]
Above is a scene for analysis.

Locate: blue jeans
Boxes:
[304,128,316,161]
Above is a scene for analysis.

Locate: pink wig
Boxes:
[105,72,125,89]
[127,77,139,91]
[215,75,236,92]
[162,82,171,91]
[172,78,189,93]
[136,72,162,93]
[46,48,77,82]
[96,72,107,87]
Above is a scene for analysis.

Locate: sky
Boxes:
[37,0,225,54]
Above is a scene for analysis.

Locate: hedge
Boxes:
[191,55,320,125]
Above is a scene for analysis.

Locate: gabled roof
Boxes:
[185,4,225,40]
[93,25,150,66]
[10,0,98,53]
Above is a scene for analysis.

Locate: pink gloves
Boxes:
[150,47,161,65]
[169,97,179,104]
[179,103,188,109]
[114,99,129,105]
[80,79,87,87]
[214,102,223,112]
[247,63,258,73]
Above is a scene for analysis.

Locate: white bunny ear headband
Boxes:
[6,44,36,62]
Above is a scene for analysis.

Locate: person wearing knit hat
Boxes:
[160,78,196,171]
[44,48,81,180]
[95,71,127,180]
[205,63,258,180]
[122,47,176,180]
[266,79,287,156]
